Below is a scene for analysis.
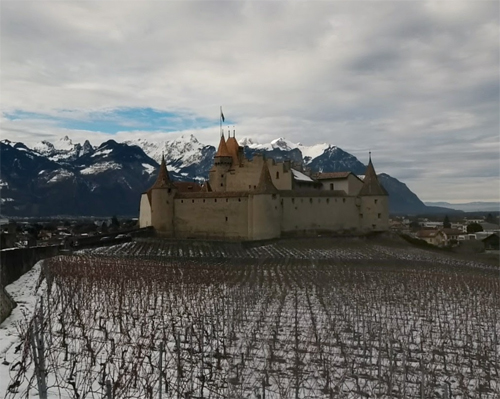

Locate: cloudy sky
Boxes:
[1,1,498,203]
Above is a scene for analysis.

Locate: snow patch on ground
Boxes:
[0,263,43,397]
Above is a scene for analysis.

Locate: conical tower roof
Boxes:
[201,180,212,192]
[151,154,174,189]
[226,133,240,166]
[255,160,279,194]
[215,134,231,157]
[359,156,388,196]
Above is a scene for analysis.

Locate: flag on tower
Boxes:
[221,108,225,122]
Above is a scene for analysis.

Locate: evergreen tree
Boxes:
[485,213,496,224]
[443,215,451,228]
[111,215,120,228]
[467,223,483,233]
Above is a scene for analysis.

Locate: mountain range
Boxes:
[425,202,499,213]
[0,135,459,217]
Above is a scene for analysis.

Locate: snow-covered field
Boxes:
[1,240,499,398]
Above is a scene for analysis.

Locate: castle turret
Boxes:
[226,129,240,168]
[249,160,281,240]
[359,154,388,196]
[149,154,176,236]
[358,154,389,231]
[210,133,233,192]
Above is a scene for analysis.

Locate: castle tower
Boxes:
[249,160,281,240]
[226,129,240,168]
[358,154,389,231]
[210,132,233,192]
[149,154,177,236]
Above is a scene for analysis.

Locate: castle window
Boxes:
[276,171,280,179]
[238,198,241,202]
[181,200,184,203]
[343,198,346,203]
[249,185,251,189]
[326,198,330,204]
[203,199,205,203]
[215,199,217,202]
[360,214,363,218]
[254,185,256,189]
[226,198,228,202]
[330,183,334,190]
[378,213,381,219]
[292,198,295,204]
[272,194,277,199]
[221,183,223,187]
[375,199,378,204]
[309,198,313,204]
[221,174,224,178]
[225,216,228,222]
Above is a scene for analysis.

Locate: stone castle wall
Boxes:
[140,140,389,240]
[174,195,250,240]
[360,195,390,231]
[281,195,361,234]
[216,156,293,192]
[249,194,282,240]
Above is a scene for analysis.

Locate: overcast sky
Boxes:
[1,1,499,203]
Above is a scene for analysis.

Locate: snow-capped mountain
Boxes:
[0,139,158,216]
[127,134,215,178]
[32,136,95,163]
[240,137,329,162]
[0,134,453,216]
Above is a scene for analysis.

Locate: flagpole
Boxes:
[220,106,222,137]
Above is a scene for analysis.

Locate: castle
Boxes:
[139,132,389,240]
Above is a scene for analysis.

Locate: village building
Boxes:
[416,229,448,246]
[139,132,389,240]
[482,233,499,251]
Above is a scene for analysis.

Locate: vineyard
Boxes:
[3,238,500,398]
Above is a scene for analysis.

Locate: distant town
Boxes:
[1,211,498,253]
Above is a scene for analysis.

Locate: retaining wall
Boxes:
[0,245,60,323]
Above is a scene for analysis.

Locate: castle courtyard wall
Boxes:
[267,162,293,191]
[174,195,250,240]
[348,175,364,194]
[281,194,361,234]
[225,156,265,192]
[223,157,293,192]
[318,175,363,195]
[248,194,282,240]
